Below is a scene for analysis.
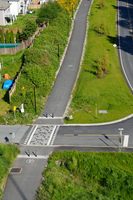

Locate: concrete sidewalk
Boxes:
[35,0,92,124]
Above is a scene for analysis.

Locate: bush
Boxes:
[36,1,62,24]
[10,30,15,43]
[0,30,5,43]
[16,29,21,43]
[5,30,10,43]
[21,19,37,40]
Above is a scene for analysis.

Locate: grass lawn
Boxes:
[0,52,24,117]
[0,144,20,199]
[65,0,133,123]
[37,151,133,200]
[4,10,39,29]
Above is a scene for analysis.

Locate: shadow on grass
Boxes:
[3,89,9,103]
[107,35,117,45]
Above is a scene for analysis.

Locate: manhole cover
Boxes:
[10,168,22,174]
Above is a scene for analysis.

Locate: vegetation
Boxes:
[36,1,63,24]
[21,19,37,41]
[0,30,4,43]
[0,52,24,117]
[0,1,73,124]
[57,0,79,12]
[37,151,133,200]
[0,144,20,199]
[10,30,15,43]
[5,30,10,43]
[65,0,133,123]
[16,29,21,43]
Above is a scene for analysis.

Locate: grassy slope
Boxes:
[0,144,20,199]
[65,0,133,123]
[37,151,133,200]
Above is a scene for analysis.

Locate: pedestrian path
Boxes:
[24,125,59,146]
[35,0,92,124]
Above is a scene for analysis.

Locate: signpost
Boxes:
[21,104,24,117]
[13,106,16,120]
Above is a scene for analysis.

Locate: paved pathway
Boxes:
[35,0,92,124]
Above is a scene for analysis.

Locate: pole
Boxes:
[95,104,97,118]
[34,86,37,114]
[58,44,60,60]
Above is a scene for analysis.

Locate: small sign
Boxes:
[21,104,24,113]
[99,110,108,114]
[13,106,16,111]
[12,132,15,139]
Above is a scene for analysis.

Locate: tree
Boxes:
[16,29,21,43]
[10,30,15,43]
[0,30,5,43]
[5,30,10,43]
[36,1,62,24]
[21,19,37,41]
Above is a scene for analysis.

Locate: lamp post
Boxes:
[34,85,39,115]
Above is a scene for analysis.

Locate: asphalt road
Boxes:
[118,0,133,92]
[35,0,92,124]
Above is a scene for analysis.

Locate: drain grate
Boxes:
[10,168,22,174]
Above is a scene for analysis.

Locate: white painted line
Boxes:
[17,155,49,159]
[50,125,60,145]
[27,125,38,145]
[38,117,62,119]
[47,126,56,145]
[123,135,129,147]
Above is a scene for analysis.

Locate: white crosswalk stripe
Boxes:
[24,125,58,146]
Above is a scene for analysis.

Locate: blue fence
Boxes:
[0,43,21,49]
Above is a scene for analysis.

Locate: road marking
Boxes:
[47,126,56,145]
[26,159,35,163]
[27,125,38,145]
[50,125,60,145]
[24,125,35,145]
[64,134,122,137]
[18,155,49,159]
[123,135,129,147]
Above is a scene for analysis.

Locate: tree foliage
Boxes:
[36,0,63,24]
[0,30,4,43]
[5,30,10,43]
[10,30,15,43]
[21,19,37,41]
[16,29,21,43]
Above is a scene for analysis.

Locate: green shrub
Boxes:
[10,30,15,43]
[36,1,63,24]
[16,29,21,43]
[0,30,5,43]
[5,30,10,43]
[21,19,37,40]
